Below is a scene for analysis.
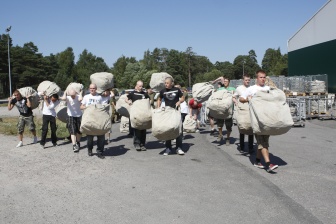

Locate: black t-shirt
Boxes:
[11,97,33,117]
[127,90,149,102]
[160,87,183,108]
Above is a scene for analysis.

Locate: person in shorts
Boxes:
[60,88,83,153]
[240,70,278,173]
[188,98,202,132]
[8,90,38,147]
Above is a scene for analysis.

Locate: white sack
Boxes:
[90,72,114,94]
[236,102,253,135]
[116,94,130,118]
[249,89,293,135]
[37,81,61,97]
[80,104,112,135]
[192,82,214,103]
[18,87,40,110]
[120,116,129,133]
[66,82,84,95]
[152,107,181,141]
[55,101,68,123]
[183,115,197,133]
[150,72,173,92]
[207,90,233,119]
[130,99,152,130]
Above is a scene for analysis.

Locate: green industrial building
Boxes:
[288,0,336,93]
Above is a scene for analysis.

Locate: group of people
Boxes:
[7,69,278,172]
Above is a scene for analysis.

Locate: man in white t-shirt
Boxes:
[101,90,112,144]
[80,83,105,159]
[61,89,83,153]
[40,93,60,149]
[233,74,254,154]
[240,70,278,173]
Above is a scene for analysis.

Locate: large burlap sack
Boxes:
[130,99,152,130]
[183,116,197,133]
[192,82,214,103]
[80,104,112,135]
[249,89,293,135]
[18,87,40,110]
[207,90,233,119]
[37,81,61,97]
[116,94,130,117]
[90,72,114,94]
[55,101,68,123]
[120,116,129,133]
[152,107,181,141]
[150,72,173,92]
[66,82,84,95]
[236,102,253,135]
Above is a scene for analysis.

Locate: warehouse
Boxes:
[288,0,336,93]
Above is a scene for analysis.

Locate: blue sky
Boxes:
[1,0,327,67]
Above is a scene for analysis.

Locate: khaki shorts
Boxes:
[217,118,233,132]
[255,135,270,150]
[17,115,36,134]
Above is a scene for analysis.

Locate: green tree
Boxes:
[54,47,75,89]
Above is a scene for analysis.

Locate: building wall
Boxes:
[288,0,336,93]
[288,39,336,93]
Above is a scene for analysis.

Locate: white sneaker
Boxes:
[195,129,200,133]
[16,141,23,148]
[177,148,185,155]
[163,148,171,156]
[33,136,38,144]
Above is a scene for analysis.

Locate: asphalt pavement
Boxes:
[0,107,335,223]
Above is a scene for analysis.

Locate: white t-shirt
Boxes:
[42,100,59,117]
[82,94,102,106]
[234,85,248,98]
[66,95,82,117]
[101,95,111,105]
[241,85,270,99]
[180,101,188,114]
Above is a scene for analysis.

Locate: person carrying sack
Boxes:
[240,70,278,173]
[157,77,185,156]
[126,81,150,151]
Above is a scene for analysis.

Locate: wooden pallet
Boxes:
[307,92,328,96]
[286,92,306,97]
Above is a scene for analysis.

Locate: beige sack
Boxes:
[66,82,84,95]
[55,101,68,123]
[192,82,214,103]
[90,72,114,94]
[80,104,112,135]
[249,89,293,135]
[116,94,130,117]
[37,81,61,97]
[183,115,197,133]
[236,102,253,135]
[150,72,173,92]
[18,87,40,110]
[130,99,152,130]
[152,107,181,141]
[120,116,129,133]
[207,90,233,119]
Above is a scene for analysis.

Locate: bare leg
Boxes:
[76,134,81,143]
[71,135,77,145]
[31,130,36,136]
[210,118,214,130]
[18,133,23,141]
[261,148,270,163]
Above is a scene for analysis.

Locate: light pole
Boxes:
[6,26,12,96]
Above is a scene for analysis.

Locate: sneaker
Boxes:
[135,145,141,151]
[210,129,215,136]
[16,141,23,148]
[140,146,147,151]
[73,145,79,153]
[226,139,230,146]
[53,143,58,147]
[254,162,264,169]
[76,142,80,148]
[163,148,171,156]
[217,135,222,142]
[33,136,38,144]
[97,153,105,159]
[195,129,200,133]
[176,148,185,155]
[88,149,93,156]
[40,144,45,149]
[267,164,279,172]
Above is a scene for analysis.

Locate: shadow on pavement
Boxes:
[103,145,128,157]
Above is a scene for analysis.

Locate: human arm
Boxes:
[212,77,224,84]
[60,91,67,101]
[7,97,14,111]
[77,90,83,102]
[157,97,162,108]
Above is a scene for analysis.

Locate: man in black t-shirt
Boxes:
[8,89,38,148]
[157,77,185,155]
[126,81,150,151]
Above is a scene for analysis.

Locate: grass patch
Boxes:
[0,116,69,138]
